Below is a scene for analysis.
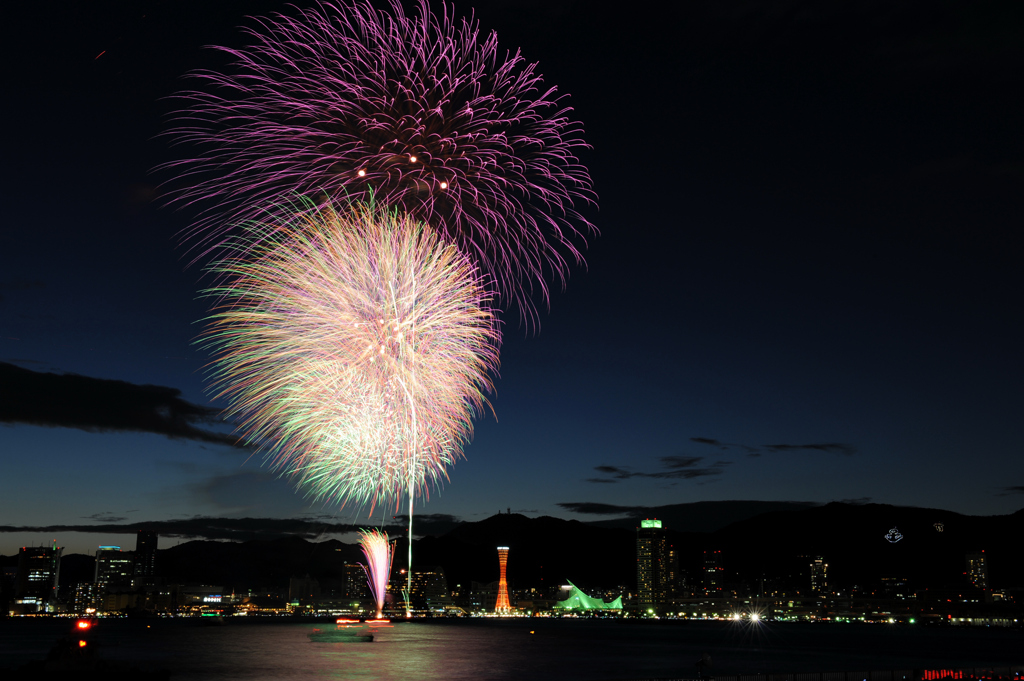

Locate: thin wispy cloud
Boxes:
[764,443,856,456]
[691,437,856,458]
[557,502,650,516]
[586,456,729,484]
[997,486,1024,496]
[80,513,128,523]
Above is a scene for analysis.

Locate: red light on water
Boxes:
[76,620,92,630]
[78,640,87,648]
[336,618,358,624]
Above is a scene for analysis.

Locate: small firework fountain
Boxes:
[359,529,394,620]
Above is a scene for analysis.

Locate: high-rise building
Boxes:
[495,547,511,612]
[342,562,370,602]
[408,566,452,612]
[134,530,158,587]
[702,549,723,596]
[966,551,988,590]
[94,546,134,594]
[15,542,63,612]
[72,582,99,613]
[637,519,670,611]
[809,556,828,594]
[668,543,680,596]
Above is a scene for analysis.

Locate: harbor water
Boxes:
[0,618,1020,680]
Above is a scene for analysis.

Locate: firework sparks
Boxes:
[201,201,500,511]
[359,529,393,620]
[164,0,596,320]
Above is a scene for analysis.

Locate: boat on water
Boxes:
[309,623,374,643]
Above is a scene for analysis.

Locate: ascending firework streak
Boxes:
[202,201,500,613]
[358,529,393,620]
[165,0,595,322]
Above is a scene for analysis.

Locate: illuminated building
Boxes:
[178,585,227,605]
[668,543,680,595]
[468,581,498,611]
[880,576,909,600]
[408,566,452,612]
[702,549,723,596]
[495,546,511,612]
[94,546,133,594]
[15,542,63,613]
[342,562,370,602]
[637,519,670,610]
[134,530,158,587]
[809,556,827,594]
[71,582,98,613]
[966,552,988,590]
[553,581,623,611]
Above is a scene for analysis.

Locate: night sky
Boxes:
[2,0,1022,555]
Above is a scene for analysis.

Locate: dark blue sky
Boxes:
[2,0,1022,554]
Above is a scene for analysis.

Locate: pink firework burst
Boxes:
[163,0,596,321]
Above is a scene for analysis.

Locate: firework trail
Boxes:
[359,529,393,620]
[164,0,595,321]
[201,201,500,512]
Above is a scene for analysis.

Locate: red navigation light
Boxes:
[78,640,88,648]
[76,620,92,630]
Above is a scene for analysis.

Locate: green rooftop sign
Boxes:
[640,519,662,529]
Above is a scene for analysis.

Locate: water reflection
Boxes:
[1,619,1021,681]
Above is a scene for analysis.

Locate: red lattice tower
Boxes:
[495,546,511,612]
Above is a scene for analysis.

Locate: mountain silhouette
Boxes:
[10,502,1022,596]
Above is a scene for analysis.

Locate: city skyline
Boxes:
[7,505,1022,620]
[3,0,1023,556]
